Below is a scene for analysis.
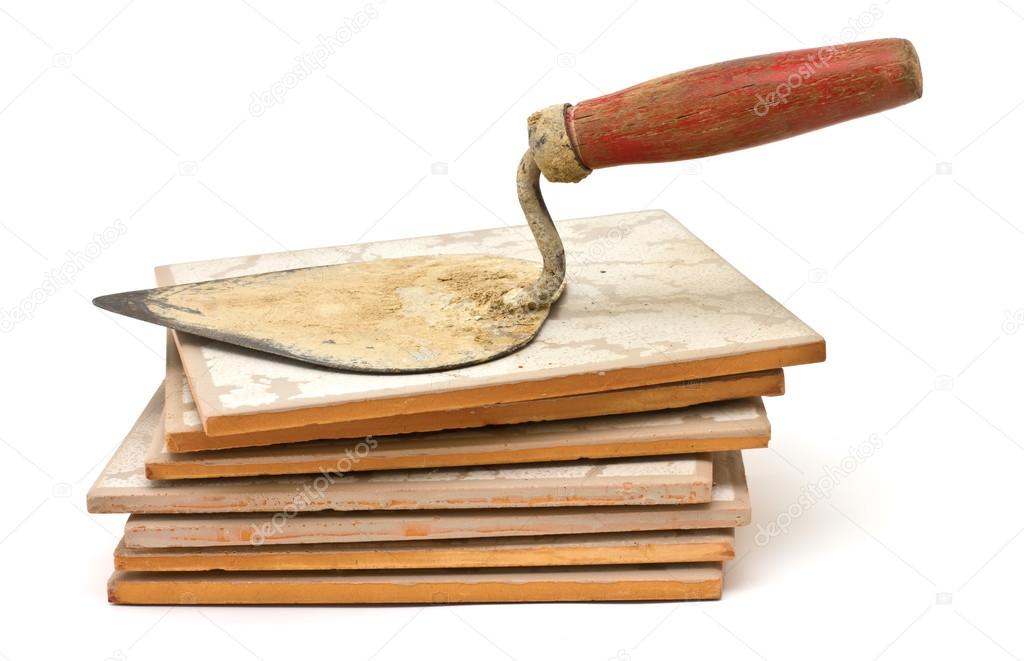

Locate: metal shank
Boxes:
[510,150,566,311]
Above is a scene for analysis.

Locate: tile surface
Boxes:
[157,211,822,432]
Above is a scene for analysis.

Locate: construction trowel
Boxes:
[94,38,922,373]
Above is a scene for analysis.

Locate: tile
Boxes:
[88,388,714,514]
[107,563,723,604]
[165,329,782,450]
[155,210,822,436]
[150,390,769,478]
[113,529,735,571]
[124,451,750,548]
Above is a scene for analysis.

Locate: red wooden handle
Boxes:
[565,38,922,170]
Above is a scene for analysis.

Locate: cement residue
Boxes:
[144,254,555,372]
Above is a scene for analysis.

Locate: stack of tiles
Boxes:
[88,210,824,605]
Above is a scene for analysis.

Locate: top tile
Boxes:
[157,210,823,434]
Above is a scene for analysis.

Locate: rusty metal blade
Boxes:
[93,254,558,374]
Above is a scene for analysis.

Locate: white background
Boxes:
[1,1,1022,659]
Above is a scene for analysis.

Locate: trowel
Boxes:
[94,38,922,373]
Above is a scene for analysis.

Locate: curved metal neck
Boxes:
[508,150,566,311]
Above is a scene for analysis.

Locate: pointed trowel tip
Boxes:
[92,289,154,321]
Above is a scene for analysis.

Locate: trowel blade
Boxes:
[93,254,557,374]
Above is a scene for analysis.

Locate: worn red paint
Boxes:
[566,38,922,169]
